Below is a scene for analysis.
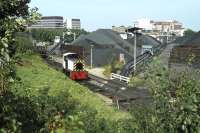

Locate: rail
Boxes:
[110,73,130,83]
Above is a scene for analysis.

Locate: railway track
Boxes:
[44,57,152,109]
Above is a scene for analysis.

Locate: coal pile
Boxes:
[170,31,200,67]
[71,29,161,67]
[174,31,200,45]
[126,35,161,47]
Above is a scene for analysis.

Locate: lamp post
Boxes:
[126,24,142,73]
[73,32,76,41]
[62,32,65,44]
[90,45,94,69]
[134,24,137,72]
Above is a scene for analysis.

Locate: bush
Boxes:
[15,36,34,54]
[0,91,41,132]
[103,61,124,77]
[129,76,145,88]
[131,58,200,133]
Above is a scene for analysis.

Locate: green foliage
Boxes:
[129,76,145,88]
[30,28,63,42]
[0,54,132,132]
[184,29,195,37]
[0,91,41,132]
[0,85,81,132]
[132,58,200,133]
[103,65,112,77]
[15,35,34,54]
[0,0,40,92]
[63,28,89,43]
[103,61,124,77]
[30,28,89,43]
[14,54,129,119]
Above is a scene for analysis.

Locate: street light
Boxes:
[126,25,142,72]
[134,24,137,72]
[90,45,94,69]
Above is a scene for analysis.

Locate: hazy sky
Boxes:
[30,0,200,31]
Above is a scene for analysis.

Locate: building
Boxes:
[112,26,133,40]
[135,19,185,43]
[136,19,184,34]
[65,19,81,30]
[112,26,127,33]
[28,16,64,29]
[136,19,154,31]
[153,20,184,35]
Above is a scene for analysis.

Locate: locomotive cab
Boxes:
[63,53,88,80]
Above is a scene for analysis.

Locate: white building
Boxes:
[136,19,185,37]
[112,26,133,39]
[65,19,81,30]
[136,19,154,31]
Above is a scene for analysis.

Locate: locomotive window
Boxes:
[75,62,84,71]
[68,54,79,59]
[64,54,80,61]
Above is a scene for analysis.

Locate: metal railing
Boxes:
[110,73,130,83]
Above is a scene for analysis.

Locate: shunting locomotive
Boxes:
[62,52,88,80]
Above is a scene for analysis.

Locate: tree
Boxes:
[0,0,40,93]
[140,59,200,132]
[184,29,195,37]
[63,28,89,43]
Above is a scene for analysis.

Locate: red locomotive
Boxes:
[62,52,88,80]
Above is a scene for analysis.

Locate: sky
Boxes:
[30,0,200,31]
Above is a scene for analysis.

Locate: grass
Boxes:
[13,54,130,120]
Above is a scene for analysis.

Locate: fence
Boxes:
[110,73,130,83]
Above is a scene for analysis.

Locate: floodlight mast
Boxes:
[127,24,142,73]
[134,24,137,72]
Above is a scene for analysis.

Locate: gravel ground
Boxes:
[87,68,109,79]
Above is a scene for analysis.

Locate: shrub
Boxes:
[15,36,34,54]
[131,58,200,133]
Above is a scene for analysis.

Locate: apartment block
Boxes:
[136,19,185,36]
[65,19,81,30]
[28,16,64,29]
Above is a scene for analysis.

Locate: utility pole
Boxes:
[62,32,65,44]
[90,45,94,68]
[126,24,142,73]
[73,32,76,41]
[134,24,137,72]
